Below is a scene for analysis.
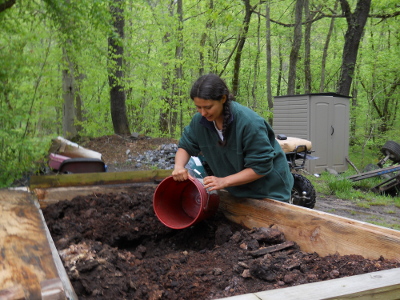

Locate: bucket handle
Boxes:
[188,168,212,211]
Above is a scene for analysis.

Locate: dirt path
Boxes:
[314,193,400,229]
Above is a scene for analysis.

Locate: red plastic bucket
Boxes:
[153,176,220,229]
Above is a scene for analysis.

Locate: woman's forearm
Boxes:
[172,148,191,181]
[203,168,264,191]
[223,168,263,187]
[174,148,191,169]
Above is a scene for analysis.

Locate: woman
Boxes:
[172,73,293,202]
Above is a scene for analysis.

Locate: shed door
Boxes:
[309,96,349,173]
[331,99,349,171]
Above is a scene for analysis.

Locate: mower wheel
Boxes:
[290,173,316,209]
[381,141,400,163]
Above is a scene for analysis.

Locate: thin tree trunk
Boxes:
[231,0,253,96]
[276,43,283,96]
[108,0,131,135]
[336,0,371,96]
[320,1,338,92]
[350,72,358,142]
[171,0,183,136]
[62,47,77,139]
[303,0,311,94]
[160,1,182,136]
[159,3,172,135]
[287,0,304,95]
[160,31,171,135]
[251,9,261,108]
[75,73,84,134]
[265,0,273,124]
[199,0,214,76]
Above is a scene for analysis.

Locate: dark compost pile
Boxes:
[43,185,400,300]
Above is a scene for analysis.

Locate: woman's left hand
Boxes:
[203,176,228,191]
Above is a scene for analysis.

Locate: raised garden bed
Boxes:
[1,171,400,299]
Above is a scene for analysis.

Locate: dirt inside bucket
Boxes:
[43,184,400,300]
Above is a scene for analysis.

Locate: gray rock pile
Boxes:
[130,143,178,170]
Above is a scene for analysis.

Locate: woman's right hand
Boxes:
[172,167,189,181]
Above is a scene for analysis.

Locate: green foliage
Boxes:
[1,0,399,186]
[0,133,52,187]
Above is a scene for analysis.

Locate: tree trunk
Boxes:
[251,10,261,108]
[75,73,84,134]
[108,0,131,135]
[276,43,283,97]
[159,1,182,136]
[350,75,358,143]
[62,47,77,139]
[320,0,338,92]
[172,0,183,136]
[199,0,214,76]
[336,0,371,96]
[287,0,304,95]
[160,30,171,135]
[265,0,273,124]
[231,0,253,96]
[303,0,312,94]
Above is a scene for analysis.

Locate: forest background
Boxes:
[0,0,399,187]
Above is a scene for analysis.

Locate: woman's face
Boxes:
[193,96,226,122]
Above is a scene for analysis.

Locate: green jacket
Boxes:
[178,101,294,202]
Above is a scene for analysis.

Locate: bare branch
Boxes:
[254,7,400,27]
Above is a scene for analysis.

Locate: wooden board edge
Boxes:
[217,190,400,262]
[32,183,158,209]
[37,203,78,300]
[217,267,400,300]
[0,191,66,299]
[29,170,171,189]
[0,284,25,300]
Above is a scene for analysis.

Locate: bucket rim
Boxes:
[153,176,217,229]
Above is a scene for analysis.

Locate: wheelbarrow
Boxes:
[48,137,106,174]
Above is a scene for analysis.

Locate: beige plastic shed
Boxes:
[273,93,350,174]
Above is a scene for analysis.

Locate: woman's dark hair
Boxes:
[190,73,234,146]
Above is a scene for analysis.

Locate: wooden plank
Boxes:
[33,183,156,208]
[218,191,400,262]
[218,267,400,300]
[37,206,78,300]
[29,169,171,189]
[0,284,25,300]
[0,190,66,299]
